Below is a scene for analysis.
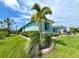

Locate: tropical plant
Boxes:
[31,3,52,44]
[28,3,53,57]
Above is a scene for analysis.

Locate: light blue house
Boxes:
[19,19,54,33]
[19,19,67,34]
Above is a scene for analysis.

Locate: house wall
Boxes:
[39,20,53,33]
[52,26,56,33]
[52,26,67,34]
[22,20,54,33]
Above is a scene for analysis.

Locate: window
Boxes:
[45,22,49,30]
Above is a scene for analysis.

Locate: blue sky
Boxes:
[0,0,79,29]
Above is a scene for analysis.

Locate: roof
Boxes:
[52,25,67,30]
[18,20,34,31]
[46,19,54,23]
[18,19,54,32]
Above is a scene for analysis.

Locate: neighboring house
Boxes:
[19,20,54,33]
[52,25,67,35]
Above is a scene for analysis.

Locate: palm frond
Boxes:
[31,12,41,26]
[42,6,52,16]
[32,3,41,12]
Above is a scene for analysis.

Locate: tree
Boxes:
[31,3,52,44]
[0,21,3,29]
[4,18,15,36]
[69,27,79,34]
[28,3,53,57]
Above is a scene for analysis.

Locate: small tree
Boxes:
[31,3,52,45]
[28,3,53,57]
[4,18,15,36]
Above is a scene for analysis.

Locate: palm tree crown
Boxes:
[31,3,52,25]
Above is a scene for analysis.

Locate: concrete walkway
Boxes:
[52,37,56,39]
[19,35,30,40]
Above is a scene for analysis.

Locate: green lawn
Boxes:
[43,35,79,58]
[1,34,79,58]
[0,34,29,58]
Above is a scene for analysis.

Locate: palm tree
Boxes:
[28,3,53,57]
[31,3,52,44]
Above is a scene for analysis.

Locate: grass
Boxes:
[43,35,79,58]
[1,34,79,58]
[0,34,29,58]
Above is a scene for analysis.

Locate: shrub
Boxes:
[0,31,5,39]
[53,33,60,37]
[4,31,10,37]
[0,31,9,39]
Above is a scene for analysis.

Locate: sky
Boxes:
[0,0,79,29]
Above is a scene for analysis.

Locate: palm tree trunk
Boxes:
[40,31,42,49]
[28,22,41,57]
[39,21,42,49]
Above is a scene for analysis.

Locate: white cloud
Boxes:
[0,0,20,11]
[0,0,79,27]
[0,0,32,14]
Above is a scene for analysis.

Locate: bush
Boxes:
[4,31,10,37]
[52,33,60,37]
[0,32,5,39]
[0,31,9,39]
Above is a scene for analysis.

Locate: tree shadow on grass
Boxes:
[55,40,67,46]
[0,41,5,44]
[0,43,5,44]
